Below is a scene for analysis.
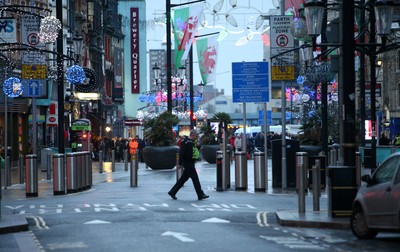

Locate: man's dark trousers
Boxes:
[169,161,204,197]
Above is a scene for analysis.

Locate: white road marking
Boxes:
[162,231,195,242]
[257,211,269,226]
[202,217,230,223]
[83,220,111,224]
[27,216,49,230]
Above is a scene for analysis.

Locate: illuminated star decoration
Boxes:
[3,77,23,98]
[66,65,86,85]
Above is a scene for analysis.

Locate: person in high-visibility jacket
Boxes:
[129,138,139,160]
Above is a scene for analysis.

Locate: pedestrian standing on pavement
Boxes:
[129,137,139,160]
[168,129,209,201]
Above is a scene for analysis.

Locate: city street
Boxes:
[1,160,400,251]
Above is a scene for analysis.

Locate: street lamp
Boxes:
[56,0,65,154]
[73,33,83,64]
[304,0,395,168]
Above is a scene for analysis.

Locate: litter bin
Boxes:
[25,154,38,197]
[271,139,300,188]
[328,166,357,217]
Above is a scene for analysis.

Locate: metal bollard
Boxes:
[176,153,183,182]
[66,153,78,193]
[47,151,53,180]
[25,154,38,197]
[296,152,308,213]
[5,156,11,187]
[19,154,24,184]
[234,151,247,190]
[356,152,361,189]
[130,154,138,187]
[76,153,82,191]
[112,149,116,172]
[124,149,128,171]
[254,152,266,192]
[216,150,223,191]
[312,159,321,211]
[331,149,338,166]
[225,150,231,189]
[88,152,93,188]
[80,152,86,190]
[99,150,103,173]
[84,152,91,189]
[53,154,65,195]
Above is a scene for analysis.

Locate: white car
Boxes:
[350,152,400,239]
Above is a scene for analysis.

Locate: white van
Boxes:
[234,126,261,137]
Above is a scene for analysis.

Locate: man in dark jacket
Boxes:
[168,129,209,200]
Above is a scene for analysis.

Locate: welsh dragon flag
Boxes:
[196,34,218,84]
[172,4,203,68]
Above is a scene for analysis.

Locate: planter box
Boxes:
[142,146,180,169]
[201,144,232,164]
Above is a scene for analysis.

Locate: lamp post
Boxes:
[304,0,395,168]
[56,0,65,154]
[166,0,204,113]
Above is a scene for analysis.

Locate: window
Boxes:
[373,156,400,184]
[398,83,400,107]
[397,50,400,72]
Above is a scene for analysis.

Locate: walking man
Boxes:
[168,129,209,200]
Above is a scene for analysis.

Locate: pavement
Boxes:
[0,157,352,251]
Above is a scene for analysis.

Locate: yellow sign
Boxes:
[271,66,295,81]
[22,64,47,79]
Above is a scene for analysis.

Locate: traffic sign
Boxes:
[22,64,46,79]
[22,51,46,64]
[270,15,294,81]
[22,15,45,47]
[21,79,47,98]
[258,110,272,125]
[232,61,269,103]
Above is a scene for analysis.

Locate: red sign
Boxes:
[130,8,140,94]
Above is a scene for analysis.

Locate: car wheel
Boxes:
[350,207,378,239]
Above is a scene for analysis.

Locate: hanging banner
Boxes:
[196,34,218,84]
[130,7,140,94]
[172,4,204,68]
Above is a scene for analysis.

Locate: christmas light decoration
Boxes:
[39,16,62,43]
[3,77,23,98]
[66,65,86,85]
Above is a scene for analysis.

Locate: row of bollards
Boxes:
[296,152,322,213]
[214,151,266,192]
[24,152,93,197]
[296,150,363,216]
[65,152,92,194]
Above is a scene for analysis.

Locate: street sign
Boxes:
[21,15,45,47]
[258,110,272,125]
[22,65,47,79]
[270,15,294,81]
[21,79,47,98]
[0,18,17,43]
[22,51,46,64]
[232,61,269,103]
